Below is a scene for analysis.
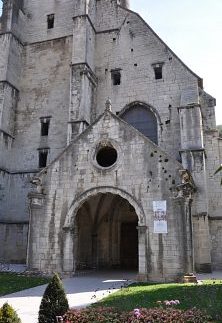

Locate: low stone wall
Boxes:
[0,222,28,263]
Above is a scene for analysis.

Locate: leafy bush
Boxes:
[63,307,211,323]
[0,303,21,323]
[38,273,69,323]
[127,308,211,322]
[63,307,124,323]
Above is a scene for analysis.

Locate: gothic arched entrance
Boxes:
[62,187,147,276]
[74,193,139,270]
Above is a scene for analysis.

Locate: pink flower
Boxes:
[163,299,180,306]
[134,308,141,318]
[170,300,177,305]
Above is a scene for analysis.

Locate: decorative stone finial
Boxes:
[105,98,112,111]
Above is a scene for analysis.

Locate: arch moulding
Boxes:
[118,101,162,125]
[63,186,146,229]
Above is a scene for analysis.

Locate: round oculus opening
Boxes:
[96,146,117,168]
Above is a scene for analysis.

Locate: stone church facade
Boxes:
[0,0,222,281]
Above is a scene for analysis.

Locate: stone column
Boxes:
[184,199,194,273]
[27,192,45,270]
[63,227,74,274]
[177,195,194,274]
[137,226,148,281]
[179,103,212,273]
[192,214,212,272]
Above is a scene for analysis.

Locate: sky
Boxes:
[130,0,222,125]
[0,1,221,124]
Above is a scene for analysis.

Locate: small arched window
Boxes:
[120,104,158,144]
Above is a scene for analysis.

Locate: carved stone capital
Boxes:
[30,176,44,194]
[172,182,196,199]
[172,169,196,199]
[28,192,45,208]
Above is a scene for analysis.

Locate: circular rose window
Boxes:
[96,146,117,168]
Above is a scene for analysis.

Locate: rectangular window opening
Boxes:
[111,70,121,85]
[39,150,48,168]
[40,118,50,136]
[47,14,54,29]
[153,64,163,80]
[154,66,162,79]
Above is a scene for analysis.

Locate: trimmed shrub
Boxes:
[0,303,21,323]
[38,273,69,323]
[63,307,211,323]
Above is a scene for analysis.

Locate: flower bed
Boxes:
[63,306,211,322]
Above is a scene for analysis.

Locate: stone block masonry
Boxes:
[0,0,221,278]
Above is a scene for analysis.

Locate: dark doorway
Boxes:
[74,193,139,272]
[121,222,138,269]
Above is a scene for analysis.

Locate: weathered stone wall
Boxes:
[0,0,200,203]
[0,34,23,90]
[201,90,221,189]
[204,133,222,218]
[10,36,72,171]
[0,83,18,170]
[0,171,9,215]
[0,0,25,39]
[210,219,222,270]
[0,222,28,263]
[28,112,193,281]
[22,0,75,43]
[0,0,221,271]
[0,170,31,266]
[0,171,34,222]
[0,4,23,173]
[0,83,17,136]
[6,37,23,88]
[0,35,72,225]
[95,4,198,159]
[0,34,10,81]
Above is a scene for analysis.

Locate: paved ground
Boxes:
[0,270,136,323]
[1,268,222,323]
[0,264,27,273]
[196,271,222,280]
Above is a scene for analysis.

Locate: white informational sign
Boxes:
[153,201,167,234]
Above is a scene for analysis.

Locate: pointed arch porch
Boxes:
[62,186,147,276]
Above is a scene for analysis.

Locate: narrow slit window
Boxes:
[47,14,54,29]
[39,150,48,168]
[152,63,164,80]
[40,118,50,136]
[111,70,121,85]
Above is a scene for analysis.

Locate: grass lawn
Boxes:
[0,273,49,296]
[96,280,222,321]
